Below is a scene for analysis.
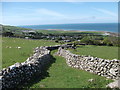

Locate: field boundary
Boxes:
[1,45,60,89]
[1,44,119,89]
[57,47,120,80]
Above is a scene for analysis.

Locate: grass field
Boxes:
[2,37,114,88]
[69,45,119,60]
[37,29,103,34]
[29,50,113,88]
[2,37,58,68]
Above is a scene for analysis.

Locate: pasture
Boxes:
[2,37,58,68]
[29,50,113,88]
[69,45,119,60]
[2,37,114,88]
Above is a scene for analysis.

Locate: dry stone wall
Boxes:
[57,47,120,80]
[0,44,119,89]
[0,45,60,89]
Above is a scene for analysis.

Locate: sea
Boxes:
[19,23,118,33]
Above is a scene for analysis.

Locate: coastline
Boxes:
[46,29,117,33]
[19,23,118,33]
[45,29,119,37]
[46,29,106,32]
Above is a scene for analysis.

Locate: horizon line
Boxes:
[2,22,117,26]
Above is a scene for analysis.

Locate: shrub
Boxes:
[80,37,94,45]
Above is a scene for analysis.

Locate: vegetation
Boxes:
[1,25,118,88]
[2,37,58,68]
[29,50,113,88]
[103,36,120,47]
[2,37,115,88]
[2,25,32,32]
[36,29,103,34]
[2,25,119,47]
[69,45,119,60]
[80,36,120,47]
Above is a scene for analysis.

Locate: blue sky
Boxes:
[2,2,118,25]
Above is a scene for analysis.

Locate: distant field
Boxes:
[37,29,103,34]
[69,45,119,60]
[29,50,113,88]
[2,37,58,68]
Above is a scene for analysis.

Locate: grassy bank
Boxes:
[69,45,119,60]
[30,50,113,88]
[2,37,58,68]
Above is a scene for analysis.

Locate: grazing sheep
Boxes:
[88,79,94,82]
[16,47,21,49]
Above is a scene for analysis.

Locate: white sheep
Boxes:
[16,47,21,49]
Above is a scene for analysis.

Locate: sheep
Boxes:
[16,47,21,49]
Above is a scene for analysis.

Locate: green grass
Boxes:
[2,37,58,68]
[69,45,119,60]
[30,50,113,88]
[2,37,114,88]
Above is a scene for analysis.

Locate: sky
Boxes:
[2,2,118,26]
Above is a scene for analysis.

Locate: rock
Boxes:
[0,72,2,76]
[1,45,58,89]
[9,65,16,70]
[110,68,116,76]
[1,45,120,89]
[106,80,119,88]
[15,63,22,67]
[57,47,119,80]
[0,76,2,80]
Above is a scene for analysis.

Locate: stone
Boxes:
[110,68,116,76]
[57,47,120,80]
[106,80,119,88]
[1,45,56,89]
[15,63,22,67]
[0,71,2,76]
[0,76,2,80]
[9,65,16,70]
[1,45,120,89]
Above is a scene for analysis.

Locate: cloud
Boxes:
[93,8,117,17]
[9,7,65,17]
[35,8,65,17]
[3,8,67,25]
[3,6,117,25]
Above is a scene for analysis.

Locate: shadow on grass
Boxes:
[17,54,56,89]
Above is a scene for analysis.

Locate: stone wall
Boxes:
[1,44,119,89]
[57,47,120,80]
[0,45,60,89]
